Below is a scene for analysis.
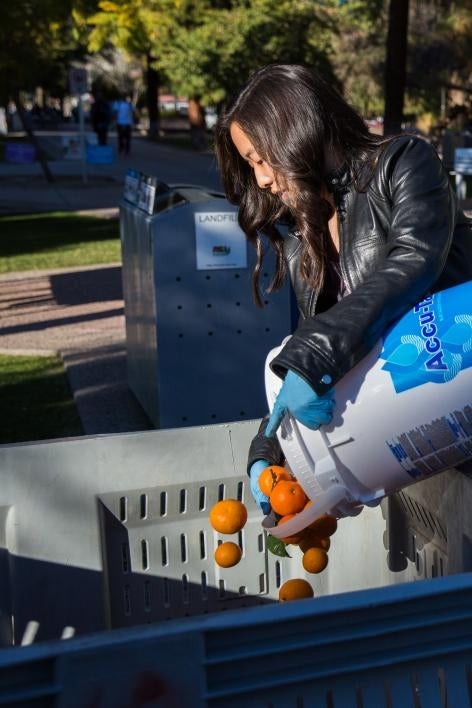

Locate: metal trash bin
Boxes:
[120,176,295,428]
[0,428,472,706]
[0,428,471,647]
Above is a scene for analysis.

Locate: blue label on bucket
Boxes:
[379,282,472,393]
[386,405,472,479]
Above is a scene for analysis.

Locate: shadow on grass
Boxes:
[0,212,119,259]
[0,354,83,444]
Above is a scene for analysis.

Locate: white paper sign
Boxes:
[123,169,141,205]
[195,212,247,270]
[138,179,156,215]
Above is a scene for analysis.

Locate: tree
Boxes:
[407,2,472,119]
[0,0,96,182]
[154,0,340,147]
[384,0,409,134]
[86,1,166,138]
[327,0,387,118]
[0,1,99,106]
[83,0,472,147]
[85,48,144,103]
[382,0,472,132]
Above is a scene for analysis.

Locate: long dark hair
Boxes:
[215,64,382,306]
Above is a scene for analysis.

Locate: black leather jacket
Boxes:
[248,135,472,470]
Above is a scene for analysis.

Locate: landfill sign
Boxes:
[194,212,247,270]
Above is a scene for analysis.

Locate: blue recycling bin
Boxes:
[86,144,115,164]
[5,142,36,164]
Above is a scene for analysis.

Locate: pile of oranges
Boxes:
[260,465,337,579]
[208,464,338,602]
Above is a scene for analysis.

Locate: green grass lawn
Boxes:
[0,211,121,272]
[0,211,117,442]
[0,354,83,444]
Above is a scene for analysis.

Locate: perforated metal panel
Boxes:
[120,186,295,428]
[383,463,472,579]
[98,477,275,628]
[98,474,401,630]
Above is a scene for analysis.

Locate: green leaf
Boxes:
[266,534,291,558]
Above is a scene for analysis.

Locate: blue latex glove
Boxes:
[249,459,271,514]
[265,370,335,437]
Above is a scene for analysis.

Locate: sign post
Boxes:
[69,67,89,184]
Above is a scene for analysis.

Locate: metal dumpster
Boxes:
[120,179,296,429]
[0,426,471,706]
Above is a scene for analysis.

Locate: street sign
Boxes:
[68,66,89,183]
[69,68,88,96]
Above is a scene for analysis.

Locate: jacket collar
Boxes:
[325,161,351,194]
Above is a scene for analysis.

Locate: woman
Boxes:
[215,64,472,511]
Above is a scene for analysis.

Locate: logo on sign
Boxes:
[212,245,231,256]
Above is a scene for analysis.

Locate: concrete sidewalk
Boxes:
[0,133,222,213]
[0,136,222,436]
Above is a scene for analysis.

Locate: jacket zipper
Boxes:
[336,193,352,296]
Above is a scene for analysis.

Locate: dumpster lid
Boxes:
[152,183,225,214]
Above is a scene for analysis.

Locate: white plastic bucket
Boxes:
[263,280,472,538]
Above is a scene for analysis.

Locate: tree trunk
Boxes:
[15,94,54,184]
[146,54,160,139]
[383,0,410,136]
[188,98,207,151]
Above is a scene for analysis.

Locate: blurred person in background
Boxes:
[91,93,112,146]
[114,95,135,155]
[441,105,471,173]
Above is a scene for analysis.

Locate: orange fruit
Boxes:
[214,541,242,568]
[269,480,307,516]
[258,465,292,496]
[209,499,248,534]
[309,514,338,538]
[298,533,331,553]
[302,547,329,574]
[277,513,302,544]
[278,578,314,602]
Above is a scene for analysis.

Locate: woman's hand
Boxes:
[249,459,271,514]
[265,370,335,437]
